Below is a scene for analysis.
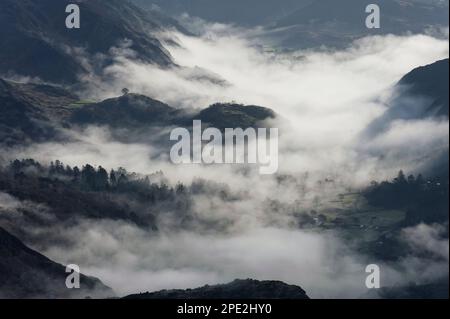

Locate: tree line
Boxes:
[7,159,187,201]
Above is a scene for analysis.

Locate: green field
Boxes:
[68,100,96,108]
[315,193,406,245]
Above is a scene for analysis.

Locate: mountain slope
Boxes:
[363,59,449,178]
[0,78,277,146]
[197,103,276,130]
[0,226,114,298]
[0,0,175,84]
[0,78,78,145]
[270,0,449,49]
[70,93,181,128]
[367,58,449,134]
[124,279,309,299]
[133,0,311,26]
[277,0,448,30]
[134,0,448,49]
[397,58,449,118]
[70,96,276,131]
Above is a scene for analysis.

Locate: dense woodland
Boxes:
[0,159,195,228]
[365,170,449,226]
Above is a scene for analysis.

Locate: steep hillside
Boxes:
[70,93,181,128]
[0,226,114,299]
[0,78,78,145]
[397,58,449,118]
[363,59,449,177]
[366,59,449,135]
[0,0,176,84]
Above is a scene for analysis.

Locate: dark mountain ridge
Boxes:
[0,78,277,146]
[70,93,276,130]
[397,58,449,118]
[363,58,449,178]
[365,58,449,136]
[124,279,310,299]
[0,226,114,299]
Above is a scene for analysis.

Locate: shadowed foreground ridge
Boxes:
[124,279,310,299]
[0,227,114,299]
